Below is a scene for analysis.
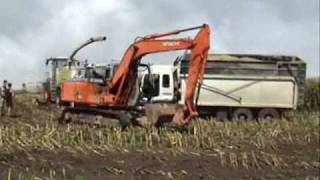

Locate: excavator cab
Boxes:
[74,64,112,85]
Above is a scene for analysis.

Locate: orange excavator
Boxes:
[60,24,211,128]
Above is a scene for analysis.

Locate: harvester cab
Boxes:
[38,36,107,105]
[73,63,115,85]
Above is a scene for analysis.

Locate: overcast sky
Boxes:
[0,0,319,87]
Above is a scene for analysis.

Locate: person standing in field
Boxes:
[0,83,2,117]
[5,83,15,117]
[1,80,8,116]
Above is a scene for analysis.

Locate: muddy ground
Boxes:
[0,145,319,180]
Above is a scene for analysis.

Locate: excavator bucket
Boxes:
[144,103,184,127]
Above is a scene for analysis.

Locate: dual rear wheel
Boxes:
[216,108,281,122]
[257,108,280,121]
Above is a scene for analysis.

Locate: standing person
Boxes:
[0,83,2,117]
[2,80,7,90]
[5,83,14,117]
[1,80,8,116]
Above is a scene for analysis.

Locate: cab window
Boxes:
[162,74,170,88]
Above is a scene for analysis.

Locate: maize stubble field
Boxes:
[0,90,319,179]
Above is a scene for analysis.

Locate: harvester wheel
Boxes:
[55,89,61,107]
[232,108,253,121]
[59,110,72,124]
[258,108,280,121]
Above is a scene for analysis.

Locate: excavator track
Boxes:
[59,104,184,129]
[59,107,142,129]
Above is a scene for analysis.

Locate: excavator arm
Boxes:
[109,24,211,125]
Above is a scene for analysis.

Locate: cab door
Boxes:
[152,74,174,102]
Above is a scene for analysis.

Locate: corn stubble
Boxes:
[1,88,319,179]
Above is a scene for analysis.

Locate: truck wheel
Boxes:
[216,110,229,121]
[232,108,253,121]
[258,108,280,121]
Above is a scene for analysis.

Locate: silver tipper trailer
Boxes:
[181,75,298,108]
[179,54,306,121]
[140,54,306,121]
[180,74,298,120]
